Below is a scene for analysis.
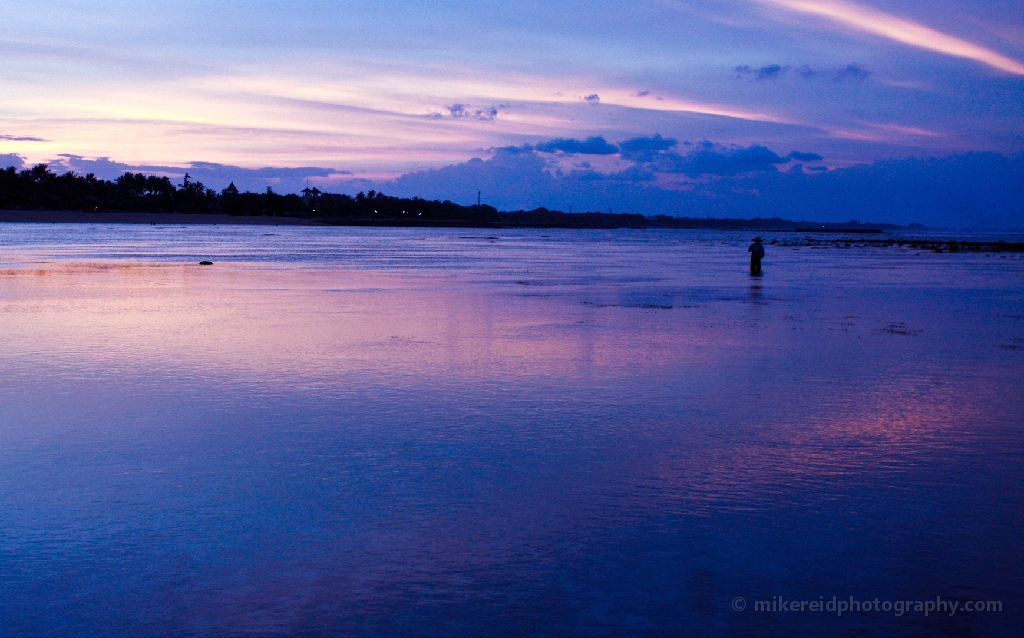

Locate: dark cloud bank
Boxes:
[2,140,1022,228]
[381,139,1023,228]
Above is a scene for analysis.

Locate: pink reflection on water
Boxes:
[0,228,1022,635]
[0,260,737,385]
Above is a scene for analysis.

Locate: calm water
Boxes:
[0,224,1021,637]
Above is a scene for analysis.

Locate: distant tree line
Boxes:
[0,163,642,225]
[0,165,298,215]
[0,163,899,230]
[0,164,507,220]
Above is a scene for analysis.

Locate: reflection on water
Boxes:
[0,225,1022,636]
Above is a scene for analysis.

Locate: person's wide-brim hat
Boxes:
[753,237,763,242]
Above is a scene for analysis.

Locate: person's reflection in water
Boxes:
[749,282,764,321]
[748,236,765,275]
[749,283,763,303]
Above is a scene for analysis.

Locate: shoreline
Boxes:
[1,211,1021,249]
[0,209,894,232]
[0,209,891,232]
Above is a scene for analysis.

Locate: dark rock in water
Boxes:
[199,261,214,265]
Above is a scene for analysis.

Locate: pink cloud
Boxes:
[758,0,1024,75]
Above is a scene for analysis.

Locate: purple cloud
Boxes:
[788,151,824,162]
[834,64,872,81]
[654,143,789,176]
[446,104,499,120]
[535,136,618,155]
[735,64,787,80]
[0,153,25,169]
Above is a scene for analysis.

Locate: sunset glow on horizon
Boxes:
[1,0,1022,174]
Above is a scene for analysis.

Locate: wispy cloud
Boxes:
[598,90,799,124]
[858,122,942,138]
[0,134,47,142]
[824,121,942,143]
[755,0,1024,75]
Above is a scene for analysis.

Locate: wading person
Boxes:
[748,237,765,275]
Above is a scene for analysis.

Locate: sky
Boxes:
[1,1,1023,224]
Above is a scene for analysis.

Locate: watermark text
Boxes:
[731,596,1001,617]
